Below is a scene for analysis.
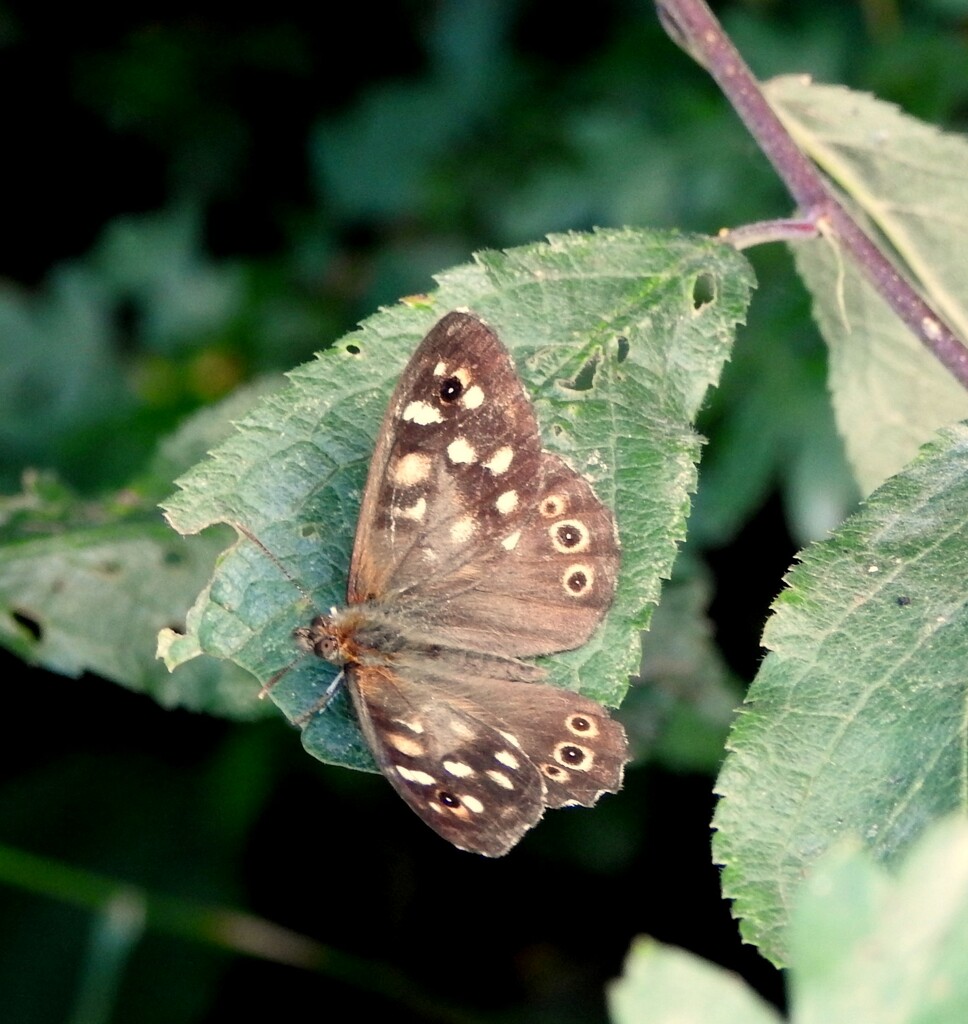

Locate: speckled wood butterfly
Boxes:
[292,310,628,856]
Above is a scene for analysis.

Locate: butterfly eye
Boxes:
[315,636,340,661]
[438,376,464,402]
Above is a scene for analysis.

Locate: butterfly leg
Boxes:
[292,668,346,726]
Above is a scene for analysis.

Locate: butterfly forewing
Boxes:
[300,310,628,855]
[348,311,545,607]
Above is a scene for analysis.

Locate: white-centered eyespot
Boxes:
[495,489,519,515]
[391,452,432,486]
[433,790,482,819]
[553,741,594,772]
[550,518,589,553]
[562,563,594,597]
[565,713,600,739]
[483,446,513,475]
[402,400,443,425]
[447,437,477,464]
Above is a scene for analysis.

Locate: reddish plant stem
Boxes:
[656,0,968,390]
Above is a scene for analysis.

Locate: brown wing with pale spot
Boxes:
[346,311,619,659]
[347,660,627,857]
[348,311,545,605]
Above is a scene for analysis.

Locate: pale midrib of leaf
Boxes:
[772,102,968,343]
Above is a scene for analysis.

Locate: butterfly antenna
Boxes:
[232,520,314,604]
[232,520,323,704]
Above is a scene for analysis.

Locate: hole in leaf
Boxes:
[561,354,599,392]
[692,273,716,309]
[616,336,629,363]
[13,610,42,641]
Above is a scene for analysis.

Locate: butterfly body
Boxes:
[297,311,628,856]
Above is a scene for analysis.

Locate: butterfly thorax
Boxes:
[294,606,407,668]
[294,601,548,685]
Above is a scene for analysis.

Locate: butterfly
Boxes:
[292,310,628,856]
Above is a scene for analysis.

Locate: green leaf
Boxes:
[609,817,968,1024]
[764,76,968,495]
[608,937,782,1024]
[791,816,968,1024]
[713,422,968,965]
[0,382,278,718]
[163,227,754,771]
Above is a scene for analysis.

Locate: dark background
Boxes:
[2,1,966,1021]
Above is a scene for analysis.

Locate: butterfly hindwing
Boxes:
[347,659,627,857]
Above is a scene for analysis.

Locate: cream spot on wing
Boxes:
[447,437,477,464]
[397,496,427,521]
[452,721,475,740]
[443,760,475,778]
[462,384,484,409]
[461,794,485,814]
[433,360,447,376]
[501,529,522,551]
[396,766,436,786]
[486,770,514,790]
[483,446,513,475]
[393,718,425,734]
[386,733,424,757]
[495,749,520,769]
[495,489,519,515]
[402,400,443,425]
[391,452,431,486]
[450,516,476,544]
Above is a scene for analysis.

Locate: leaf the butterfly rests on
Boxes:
[290,311,628,856]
